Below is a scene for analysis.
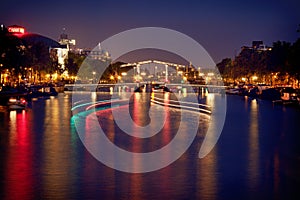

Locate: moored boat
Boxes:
[7,95,27,110]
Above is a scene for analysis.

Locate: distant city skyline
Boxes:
[1,0,300,63]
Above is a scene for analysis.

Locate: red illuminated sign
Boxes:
[8,26,25,34]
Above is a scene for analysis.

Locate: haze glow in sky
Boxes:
[1,0,300,63]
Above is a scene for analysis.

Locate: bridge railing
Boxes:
[64,83,226,94]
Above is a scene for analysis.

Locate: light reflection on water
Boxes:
[0,93,300,199]
[248,99,259,192]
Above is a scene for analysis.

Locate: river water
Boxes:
[0,92,300,200]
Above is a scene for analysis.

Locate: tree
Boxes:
[65,52,85,77]
[217,58,234,84]
[0,27,28,83]
[26,41,54,82]
[268,41,291,74]
[288,38,300,87]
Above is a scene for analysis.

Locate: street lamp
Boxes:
[92,71,96,83]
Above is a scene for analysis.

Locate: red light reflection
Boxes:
[4,110,34,200]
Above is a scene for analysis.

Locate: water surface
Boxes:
[0,93,300,199]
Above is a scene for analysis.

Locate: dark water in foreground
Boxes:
[0,93,300,200]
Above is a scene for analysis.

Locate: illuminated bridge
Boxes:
[68,59,225,116]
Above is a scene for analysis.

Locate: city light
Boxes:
[7,26,25,35]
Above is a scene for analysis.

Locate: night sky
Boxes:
[1,0,300,63]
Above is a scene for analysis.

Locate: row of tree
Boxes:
[217,34,300,87]
[0,26,124,84]
[0,28,64,83]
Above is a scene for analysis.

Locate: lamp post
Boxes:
[92,71,96,83]
[165,64,168,83]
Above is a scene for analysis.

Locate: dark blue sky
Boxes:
[1,0,300,63]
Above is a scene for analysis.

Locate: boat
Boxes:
[152,84,170,93]
[27,85,58,98]
[0,86,29,106]
[225,88,240,94]
[278,87,298,104]
[260,88,281,101]
[7,95,27,110]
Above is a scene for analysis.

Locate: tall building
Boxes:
[50,29,76,71]
[58,28,76,50]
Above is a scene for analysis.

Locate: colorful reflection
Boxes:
[4,110,34,200]
[2,92,298,199]
[41,96,73,199]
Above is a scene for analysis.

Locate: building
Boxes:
[80,43,111,62]
[241,40,272,52]
[50,29,76,72]
[2,24,78,83]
